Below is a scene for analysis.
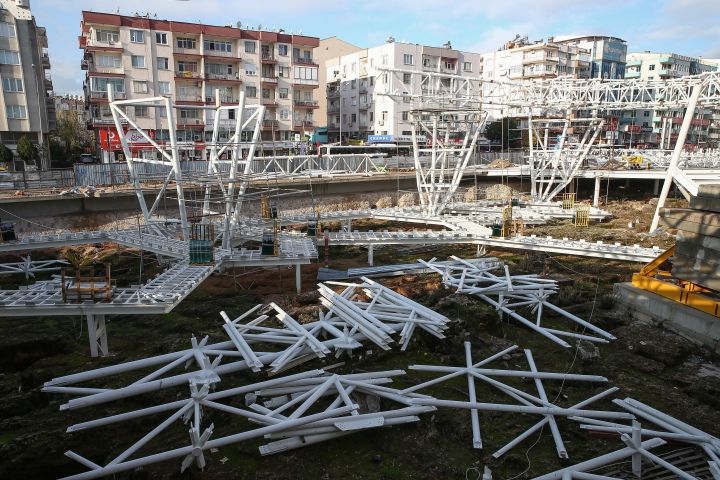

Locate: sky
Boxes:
[33,0,720,95]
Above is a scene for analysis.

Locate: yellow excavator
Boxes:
[623,153,645,169]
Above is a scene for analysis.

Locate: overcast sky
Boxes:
[34,0,720,95]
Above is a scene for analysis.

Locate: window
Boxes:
[351,62,357,72]
[463,61,472,72]
[204,40,232,53]
[158,107,167,118]
[2,78,23,92]
[97,54,122,68]
[293,66,318,81]
[6,105,26,119]
[280,109,290,120]
[279,87,289,99]
[156,57,169,70]
[244,41,256,54]
[0,22,15,38]
[402,111,409,121]
[245,85,257,98]
[370,111,374,121]
[131,55,145,68]
[179,109,199,119]
[262,88,271,99]
[0,49,19,65]
[206,63,233,75]
[278,66,290,77]
[245,62,257,76]
[445,61,455,70]
[643,111,650,117]
[90,77,124,93]
[176,37,196,49]
[403,54,413,65]
[158,81,170,94]
[649,64,655,71]
[130,30,144,43]
[278,44,288,56]
[403,73,411,84]
[155,32,168,45]
[177,61,197,72]
[382,55,388,66]
[95,29,119,43]
[133,81,148,93]
[135,105,149,117]
[351,113,357,123]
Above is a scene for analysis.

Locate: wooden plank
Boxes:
[697,184,720,198]
[689,195,720,213]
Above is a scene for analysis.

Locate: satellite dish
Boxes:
[236,21,242,29]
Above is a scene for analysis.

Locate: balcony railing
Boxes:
[176,117,203,126]
[204,73,241,81]
[293,57,318,67]
[261,53,276,63]
[90,66,124,75]
[293,100,319,108]
[327,106,340,114]
[174,46,201,55]
[175,71,202,79]
[176,94,203,102]
[261,98,279,106]
[327,89,340,97]
[293,78,319,86]
[262,120,279,129]
[203,49,236,58]
[206,96,239,104]
[90,91,126,100]
[294,120,314,128]
[261,76,278,84]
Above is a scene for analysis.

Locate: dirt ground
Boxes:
[0,198,718,480]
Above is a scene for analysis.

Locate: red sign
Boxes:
[98,127,156,151]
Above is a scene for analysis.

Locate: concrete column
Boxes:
[593,176,601,207]
[295,264,301,293]
[653,178,660,195]
[368,244,374,266]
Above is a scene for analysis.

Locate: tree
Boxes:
[16,135,38,164]
[52,110,94,167]
[0,144,12,164]
[484,117,521,149]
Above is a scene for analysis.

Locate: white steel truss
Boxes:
[0,256,68,279]
[420,256,616,347]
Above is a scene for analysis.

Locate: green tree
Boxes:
[484,117,521,149]
[16,135,38,164]
[0,144,12,164]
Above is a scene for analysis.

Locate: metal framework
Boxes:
[420,256,615,347]
[376,68,720,229]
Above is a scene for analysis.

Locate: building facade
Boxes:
[622,52,718,148]
[0,0,54,169]
[552,35,627,79]
[325,40,483,143]
[313,36,362,133]
[79,11,319,162]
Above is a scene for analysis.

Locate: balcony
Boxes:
[359,86,368,94]
[262,119,279,130]
[625,70,640,79]
[176,117,203,127]
[261,98,279,107]
[81,59,89,70]
[422,62,438,71]
[174,46,202,57]
[203,49,237,59]
[293,78,319,87]
[84,37,123,52]
[261,53,277,64]
[42,52,50,68]
[204,73,241,82]
[328,105,340,114]
[294,120,314,128]
[205,96,239,104]
[327,89,340,98]
[293,100,319,108]
[88,66,124,76]
[176,94,203,103]
[293,57,318,67]
[659,69,683,78]
[175,71,202,80]
[89,91,126,101]
[261,76,278,85]
[359,102,370,110]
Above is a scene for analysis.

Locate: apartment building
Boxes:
[481,36,591,121]
[313,36,362,131]
[622,52,718,148]
[53,94,86,123]
[551,35,627,79]
[0,0,54,169]
[79,11,319,162]
[325,40,483,143]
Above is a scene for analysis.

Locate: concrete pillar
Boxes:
[593,176,601,207]
[368,244,374,266]
[653,178,660,195]
[86,314,108,358]
[295,264,301,293]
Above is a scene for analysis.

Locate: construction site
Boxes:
[1,67,720,480]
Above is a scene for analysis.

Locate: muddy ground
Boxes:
[1,198,718,479]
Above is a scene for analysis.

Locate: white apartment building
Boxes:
[325,40,483,143]
[622,52,718,148]
[0,0,54,169]
[79,11,320,161]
